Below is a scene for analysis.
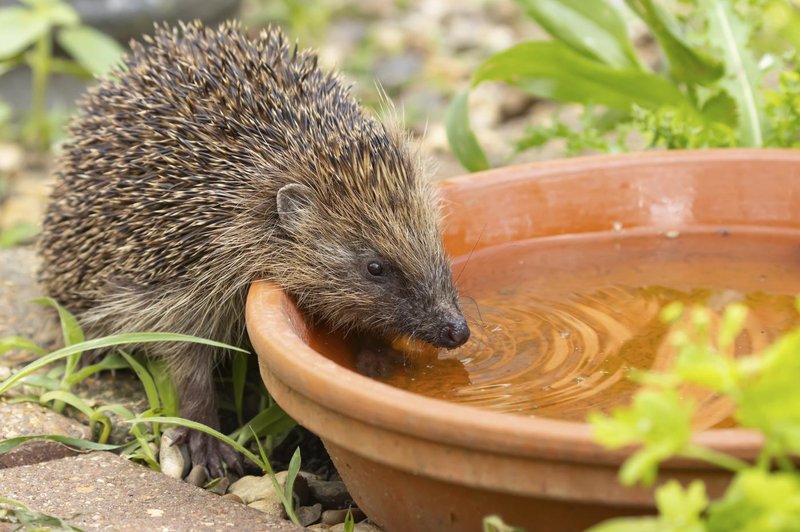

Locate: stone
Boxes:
[322,508,366,526]
[247,496,283,519]
[0,452,299,530]
[229,471,287,504]
[308,478,353,510]
[185,463,208,487]
[0,402,91,468]
[297,502,323,527]
[222,493,244,504]
[208,474,232,495]
[158,428,190,479]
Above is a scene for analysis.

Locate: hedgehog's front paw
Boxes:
[172,427,244,479]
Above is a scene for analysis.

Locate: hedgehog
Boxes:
[38,21,470,477]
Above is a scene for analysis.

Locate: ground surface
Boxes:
[1,452,299,531]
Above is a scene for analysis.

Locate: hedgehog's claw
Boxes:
[173,427,244,479]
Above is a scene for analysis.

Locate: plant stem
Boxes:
[29,33,52,151]
[682,444,750,472]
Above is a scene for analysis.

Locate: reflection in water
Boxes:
[372,230,800,427]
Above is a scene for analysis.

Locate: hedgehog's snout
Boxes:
[434,310,470,349]
[438,316,470,348]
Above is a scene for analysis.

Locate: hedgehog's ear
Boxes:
[277,183,314,230]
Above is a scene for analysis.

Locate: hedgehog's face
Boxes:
[276,182,470,349]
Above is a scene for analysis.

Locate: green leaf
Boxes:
[145,358,178,416]
[119,351,161,412]
[586,517,663,532]
[0,336,46,356]
[589,389,693,486]
[33,297,84,347]
[0,7,48,59]
[0,434,120,454]
[697,0,766,146]
[518,0,641,69]
[655,480,708,527]
[445,89,490,172]
[284,447,301,514]
[0,332,247,395]
[700,91,738,127]
[343,508,356,532]
[624,0,724,84]
[707,470,800,531]
[22,0,79,26]
[472,41,693,111]
[39,390,95,418]
[232,352,247,425]
[482,515,526,532]
[736,330,800,454]
[234,402,296,445]
[66,352,130,385]
[56,25,124,76]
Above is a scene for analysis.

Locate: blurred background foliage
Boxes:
[0,0,799,248]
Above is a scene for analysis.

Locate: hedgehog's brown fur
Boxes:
[38,21,468,476]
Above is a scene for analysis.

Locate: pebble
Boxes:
[308,478,353,510]
[208,474,231,495]
[248,496,283,519]
[228,471,288,504]
[222,493,244,504]
[185,464,208,487]
[296,503,323,527]
[322,508,366,525]
[158,429,190,480]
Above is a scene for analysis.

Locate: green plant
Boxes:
[0,299,299,523]
[447,0,800,170]
[588,300,800,531]
[483,515,525,532]
[0,497,83,531]
[0,0,125,151]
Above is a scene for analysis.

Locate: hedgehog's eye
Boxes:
[367,261,384,277]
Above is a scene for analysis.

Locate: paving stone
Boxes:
[0,452,299,531]
[0,401,91,468]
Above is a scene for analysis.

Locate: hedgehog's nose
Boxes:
[439,316,470,349]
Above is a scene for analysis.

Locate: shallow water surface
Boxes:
[372,229,800,427]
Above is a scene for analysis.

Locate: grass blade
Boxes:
[284,447,301,513]
[0,332,247,395]
[0,336,46,357]
[118,351,160,411]
[232,352,247,425]
[33,297,84,347]
[38,390,95,418]
[0,435,120,454]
